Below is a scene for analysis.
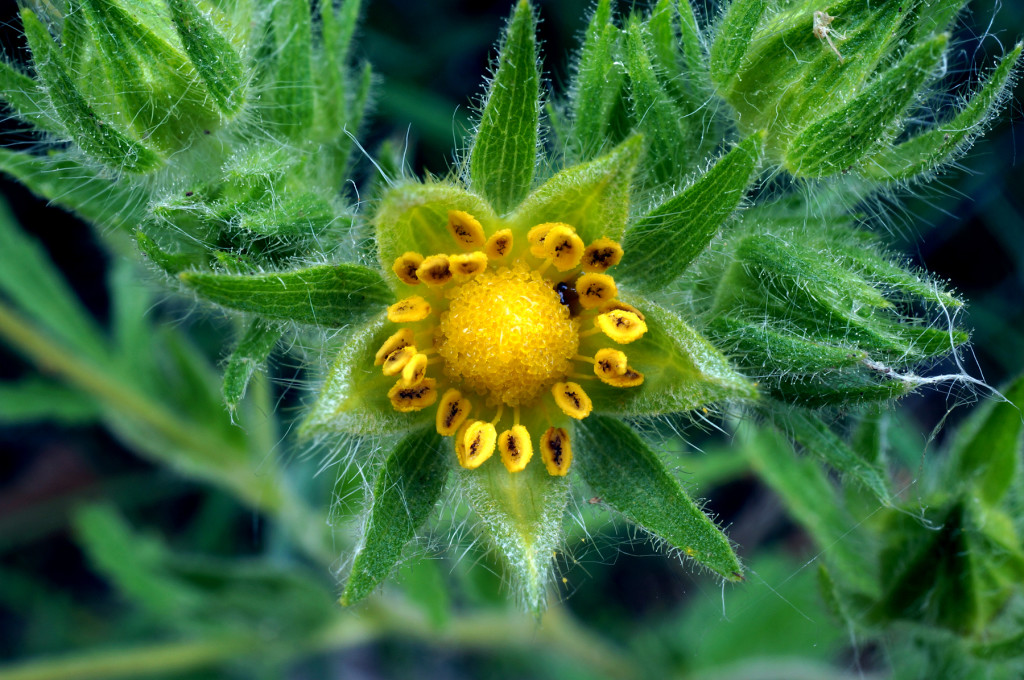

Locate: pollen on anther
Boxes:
[595,310,647,344]
[600,300,645,322]
[401,352,429,385]
[388,378,438,412]
[461,420,496,469]
[582,238,624,272]
[450,251,488,278]
[499,425,533,473]
[392,251,424,285]
[527,222,563,258]
[552,381,593,419]
[436,388,472,436]
[416,254,453,286]
[541,427,572,476]
[576,273,617,309]
[593,348,628,378]
[485,229,513,259]
[543,225,585,272]
[447,210,486,249]
[375,328,415,365]
[388,296,431,322]
[382,345,417,376]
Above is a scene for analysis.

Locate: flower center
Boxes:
[437,264,579,406]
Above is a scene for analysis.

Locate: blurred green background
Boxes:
[1,0,1023,678]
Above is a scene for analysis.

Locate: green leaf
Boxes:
[457,457,569,614]
[397,557,451,629]
[341,427,448,606]
[469,0,539,214]
[575,415,743,581]
[742,425,879,595]
[0,198,108,363]
[570,0,623,159]
[21,9,161,173]
[271,0,314,136]
[0,59,61,133]
[779,410,892,506]
[589,297,756,417]
[948,374,1024,506]
[179,263,391,327]
[302,313,432,437]
[863,43,1022,182]
[511,135,642,244]
[618,131,763,291]
[168,0,246,115]
[223,318,283,411]
[136,230,205,274]
[375,182,496,278]
[706,316,868,374]
[677,0,710,95]
[0,378,100,425]
[784,34,948,177]
[708,0,766,89]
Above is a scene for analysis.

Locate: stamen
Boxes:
[375,328,415,366]
[447,210,486,249]
[593,348,627,377]
[401,353,429,385]
[595,310,647,344]
[573,354,596,364]
[499,425,533,473]
[450,251,488,279]
[552,381,593,419]
[436,388,471,436]
[388,378,438,412]
[388,296,431,323]
[599,366,644,388]
[540,427,572,476]
[382,345,417,376]
[416,254,453,286]
[576,273,617,309]
[460,420,497,469]
[513,404,521,426]
[485,229,513,259]
[600,300,646,322]
[392,252,425,285]
[490,403,505,426]
[582,238,624,272]
[527,222,562,258]
[454,419,473,466]
[542,225,584,272]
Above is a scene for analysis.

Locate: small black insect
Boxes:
[554,281,582,316]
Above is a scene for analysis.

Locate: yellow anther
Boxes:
[382,345,417,376]
[527,222,565,258]
[436,388,472,436]
[454,419,473,466]
[576,273,617,309]
[460,420,497,469]
[392,251,424,286]
[388,296,431,323]
[447,210,486,249]
[375,328,415,366]
[600,366,644,387]
[485,229,513,259]
[595,310,647,344]
[401,352,429,386]
[593,348,628,378]
[582,238,624,272]
[541,427,572,476]
[600,300,645,322]
[552,381,593,419]
[543,225,585,272]
[499,425,533,473]
[450,251,488,279]
[388,378,438,412]
[416,254,453,286]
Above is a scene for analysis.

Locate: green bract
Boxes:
[0,0,1018,625]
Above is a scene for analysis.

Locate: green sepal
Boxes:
[270,0,314,137]
[863,43,1022,183]
[0,59,60,133]
[589,296,757,417]
[778,410,892,506]
[21,9,161,173]
[570,0,623,160]
[457,457,569,614]
[302,313,432,437]
[576,415,743,581]
[511,135,642,244]
[708,0,766,89]
[769,369,913,407]
[469,0,539,214]
[136,230,206,275]
[178,263,391,328]
[375,182,496,280]
[784,34,948,178]
[742,425,879,596]
[677,0,710,96]
[618,131,763,292]
[913,0,969,39]
[341,427,448,606]
[222,318,283,411]
[168,0,247,116]
[232,192,343,238]
[0,149,148,233]
[947,374,1024,506]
